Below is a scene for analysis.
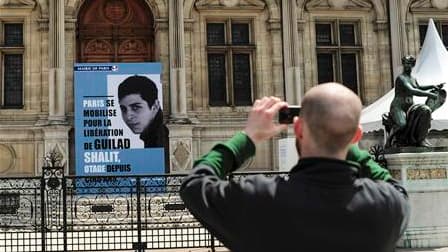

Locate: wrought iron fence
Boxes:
[0,167,287,252]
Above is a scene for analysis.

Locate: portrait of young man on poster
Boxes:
[117,75,168,149]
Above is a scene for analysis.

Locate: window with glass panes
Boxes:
[419,20,448,48]
[206,20,254,106]
[315,20,361,94]
[0,23,24,108]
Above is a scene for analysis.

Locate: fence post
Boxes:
[136,177,144,252]
[210,235,216,252]
[62,176,67,252]
[40,174,46,252]
[42,165,65,252]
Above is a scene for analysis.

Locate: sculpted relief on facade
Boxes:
[304,0,372,9]
[298,0,387,21]
[411,0,448,9]
[0,0,36,6]
[195,0,265,9]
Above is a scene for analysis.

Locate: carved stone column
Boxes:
[48,0,66,123]
[389,0,405,80]
[281,0,302,105]
[169,0,188,122]
[375,20,392,94]
[268,19,284,98]
[44,1,69,173]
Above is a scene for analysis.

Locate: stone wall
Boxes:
[1,0,448,176]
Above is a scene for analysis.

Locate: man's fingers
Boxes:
[267,100,288,114]
[255,96,275,110]
[253,98,262,107]
[251,96,288,123]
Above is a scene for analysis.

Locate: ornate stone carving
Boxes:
[304,0,327,8]
[410,0,448,10]
[0,0,36,6]
[410,0,432,8]
[329,0,350,9]
[407,168,447,180]
[195,0,265,9]
[351,0,373,8]
[431,0,448,9]
[305,0,372,9]
[172,141,191,170]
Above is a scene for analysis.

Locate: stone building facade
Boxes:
[0,0,447,176]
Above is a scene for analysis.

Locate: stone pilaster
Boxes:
[267,18,283,98]
[389,0,405,80]
[43,1,69,174]
[48,0,66,123]
[154,18,170,112]
[169,0,188,122]
[375,20,393,94]
[282,0,302,106]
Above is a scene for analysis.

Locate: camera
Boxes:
[278,106,301,124]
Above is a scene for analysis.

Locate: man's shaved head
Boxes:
[300,83,362,154]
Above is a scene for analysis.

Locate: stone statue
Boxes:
[383,55,446,148]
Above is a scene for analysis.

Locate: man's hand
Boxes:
[244,97,288,144]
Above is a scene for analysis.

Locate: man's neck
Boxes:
[300,147,348,160]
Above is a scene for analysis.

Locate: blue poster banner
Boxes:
[74,63,165,176]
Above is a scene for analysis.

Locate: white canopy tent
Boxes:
[361,19,448,133]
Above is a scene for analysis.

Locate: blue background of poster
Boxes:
[74,63,165,176]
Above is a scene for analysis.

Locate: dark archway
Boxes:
[77,0,155,62]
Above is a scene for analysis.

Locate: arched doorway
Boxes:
[77,0,155,62]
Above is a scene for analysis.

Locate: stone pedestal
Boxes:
[386,152,448,248]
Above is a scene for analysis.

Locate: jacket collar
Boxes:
[290,157,360,185]
[140,109,163,143]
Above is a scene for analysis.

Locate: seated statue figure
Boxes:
[383,55,446,148]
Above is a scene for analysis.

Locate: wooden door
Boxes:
[77,0,154,62]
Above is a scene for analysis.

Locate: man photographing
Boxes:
[180,83,409,252]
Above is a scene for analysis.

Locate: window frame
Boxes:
[0,20,25,109]
[206,18,256,107]
[315,19,362,94]
[418,19,448,49]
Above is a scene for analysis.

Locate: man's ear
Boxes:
[293,117,303,139]
[350,125,363,144]
[152,100,160,110]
